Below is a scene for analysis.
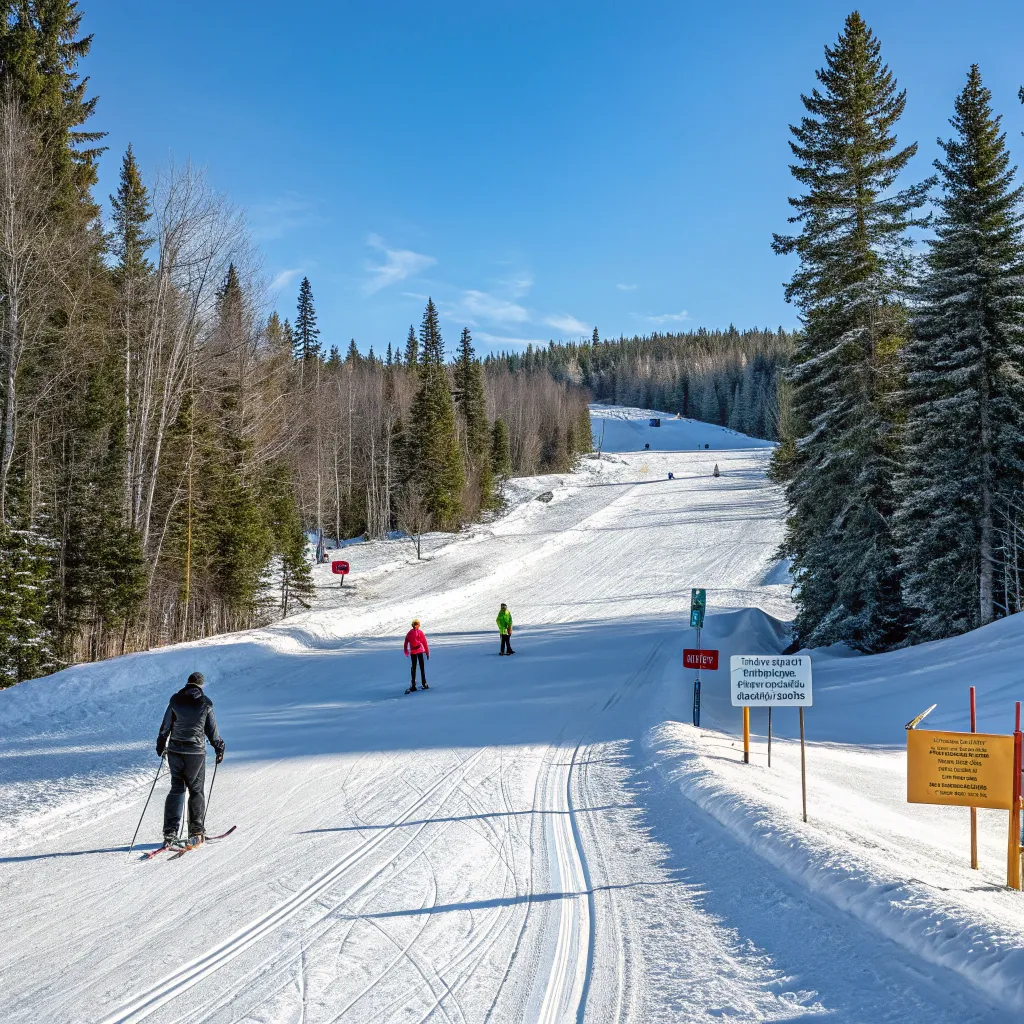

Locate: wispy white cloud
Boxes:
[502,273,534,298]
[364,234,437,294]
[270,268,304,292]
[644,309,690,325]
[544,313,590,336]
[249,195,316,241]
[616,283,638,291]
[459,289,530,325]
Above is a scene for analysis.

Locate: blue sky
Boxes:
[86,1,1024,355]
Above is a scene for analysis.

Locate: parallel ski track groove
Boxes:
[535,740,591,1024]
[482,746,544,1024]
[349,759,521,1024]
[185,755,510,1024]
[183,757,497,1024]
[401,755,526,1024]
[101,749,486,1024]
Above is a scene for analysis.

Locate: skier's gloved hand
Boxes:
[216,749,224,764]
[156,736,166,756]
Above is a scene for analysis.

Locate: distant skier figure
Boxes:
[713,463,720,477]
[156,671,225,849]
[497,603,515,656]
[404,620,430,692]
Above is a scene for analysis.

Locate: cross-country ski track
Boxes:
[2,408,1021,1022]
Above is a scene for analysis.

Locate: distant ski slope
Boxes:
[0,407,1017,1023]
[590,403,774,453]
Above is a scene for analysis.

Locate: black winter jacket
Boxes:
[157,684,225,757]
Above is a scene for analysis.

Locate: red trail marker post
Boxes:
[331,560,350,587]
[970,686,978,870]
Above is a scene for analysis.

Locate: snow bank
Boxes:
[654,611,1024,1012]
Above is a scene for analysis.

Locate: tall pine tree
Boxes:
[293,276,320,364]
[453,327,494,510]
[772,13,929,651]
[491,418,511,486]
[404,324,418,367]
[896,66,1024,640]
[409,300,464,529]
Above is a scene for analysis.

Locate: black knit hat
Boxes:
[187,671,205,688]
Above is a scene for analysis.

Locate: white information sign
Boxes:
[730,655,813,706]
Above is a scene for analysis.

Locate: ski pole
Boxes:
[205,756,219,824]
[127,755,165,859]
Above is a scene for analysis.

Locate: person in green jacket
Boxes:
[496,603,515,656]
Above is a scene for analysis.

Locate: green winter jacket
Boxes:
[496,608,513,634]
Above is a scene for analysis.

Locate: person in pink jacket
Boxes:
[403,619,430,692]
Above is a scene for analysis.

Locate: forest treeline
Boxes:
[0,4,590,686]
[773,12,1024,652]
[486,327,795,441]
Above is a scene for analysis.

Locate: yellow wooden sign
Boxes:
[907,729,1014,809]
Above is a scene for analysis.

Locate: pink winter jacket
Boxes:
[404,628,429,657]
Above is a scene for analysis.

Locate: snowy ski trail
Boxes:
[2,414,1017,1022]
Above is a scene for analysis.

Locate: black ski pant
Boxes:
[500,634,514,655]
[163,751,207,838]
[410,652,427,686]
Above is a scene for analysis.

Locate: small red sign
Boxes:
[331,560,350,575]
[684,649,719,671]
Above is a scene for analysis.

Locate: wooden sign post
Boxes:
[730,654,813,822]
[970,686,978,870]
[906,702,1023,889]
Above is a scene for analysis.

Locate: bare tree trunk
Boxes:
[978,325,995,625]
[0,294,18,521]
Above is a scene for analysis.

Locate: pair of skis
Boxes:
[141,825,237,861]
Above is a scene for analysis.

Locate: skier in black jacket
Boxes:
[156,671,225,847]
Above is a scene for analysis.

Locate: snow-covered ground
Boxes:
[1,405,1021,1022]
[590,403,775,453]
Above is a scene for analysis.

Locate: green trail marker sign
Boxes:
[690,588,706,629]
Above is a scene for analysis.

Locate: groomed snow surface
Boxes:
[1,405,1022,1023]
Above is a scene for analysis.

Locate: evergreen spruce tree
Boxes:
[260,461,313,616]
[0,525,58,685]
[491,418,512,488]
[409,300,464,528]
[327,344,340,368]
[109,145,152,282]
[386,342,393,366]
[346,338,360,364]
[453,328,494,509]
[293,276,320,362]
[108,144,152,519]
[896,66,1024,640]
[573,405,594,456]
[403,324,418,366]
[771,13,929,651]
[0,0,105,211]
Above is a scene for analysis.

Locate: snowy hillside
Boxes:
[1,406,1021,1023]
[590,403,775,453]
